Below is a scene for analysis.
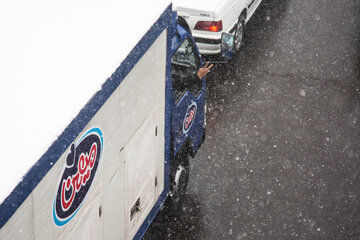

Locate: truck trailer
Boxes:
[0,1,221,239]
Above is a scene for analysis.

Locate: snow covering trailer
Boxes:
[0,1,206,239]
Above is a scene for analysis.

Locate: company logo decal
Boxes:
[53,127,103,227]
[183,102,197,134]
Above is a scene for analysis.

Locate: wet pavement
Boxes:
[144,0,360,239]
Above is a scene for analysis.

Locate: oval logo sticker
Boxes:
[53,127,103,226]
[183,102,197,134]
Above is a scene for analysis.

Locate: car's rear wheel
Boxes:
[234,15,245,52]
[170,152,190,203]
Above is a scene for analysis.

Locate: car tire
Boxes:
[234,15,245,52]
[169,152,190,203]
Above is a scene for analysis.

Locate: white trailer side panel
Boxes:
[0,29,167,240]
[0,197,34,239]
[125,109,157,239]
[0,0,170,206]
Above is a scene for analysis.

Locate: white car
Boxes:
[173,0,263,56]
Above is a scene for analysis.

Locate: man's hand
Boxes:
[197,62,213,79]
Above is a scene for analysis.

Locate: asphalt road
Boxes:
[144,0,360,239]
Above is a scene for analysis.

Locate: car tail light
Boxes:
[194,20,223,32]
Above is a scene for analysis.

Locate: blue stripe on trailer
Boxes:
[0,4,173,230]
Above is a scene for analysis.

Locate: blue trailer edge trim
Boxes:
[0,4,172,230]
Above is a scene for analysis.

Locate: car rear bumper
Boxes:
[194,37,221,55]
[193,23,237,55]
